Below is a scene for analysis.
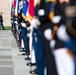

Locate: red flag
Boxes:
[28,0,35,20]
[13,0,16,8]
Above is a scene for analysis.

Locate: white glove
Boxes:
[57,25,70,42]
[50,39,56,49]
[11,21,13,23]
[30,18,41,29]
[21,23,26,28]
[14,21,18,24]
[38,9,45,16]
[52,16,61,24]
[27,27,30,31]
[44,29,52,40]
[35,18,41,26]
[28,24,33,31]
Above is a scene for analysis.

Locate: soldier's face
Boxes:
[38,0,40,4]
[59,0,69,3]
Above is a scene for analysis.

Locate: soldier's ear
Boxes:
[65,6,76,38]
[65,6,76,17]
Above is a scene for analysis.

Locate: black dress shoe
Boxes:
[19,50,26,52]
[26,62,36,66]
[29,68,38,74]
[22,52,29,55]
[22,53,27,55]
[24,57,30,60]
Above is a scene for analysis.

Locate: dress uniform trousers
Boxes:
[33,28,45,75]
[65,37,76,75]
[21,26,29,53]
[40,22,57,75]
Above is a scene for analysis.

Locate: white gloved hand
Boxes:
[35,18,41,26]
[30,18,41,29]
[50,39,56,49]
[11,21,13,23]
[52,16,61,24]
[14,21,18,24]
[27,27,30,31]
[57,25,70,42]
[29,25,33,31]
[44,29,52,40]
[38,9,45,16]
[21,23,26,28]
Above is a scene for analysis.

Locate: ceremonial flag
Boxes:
[11,2,15,17]
[15,0,20,16]
[13,0,17,8]
[27,0,35,20]
[21,0,29,20]
[34,0,38,7]
[22,0,28,16]
[19,0,23,10]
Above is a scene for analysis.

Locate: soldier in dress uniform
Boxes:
[51,0,70,49]
[50,0,75,75]
[29,0,45,74]
[36,0,58,75]
[17,0,29,55]
[65,5,76,75]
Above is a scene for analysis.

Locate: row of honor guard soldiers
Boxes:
[11,0,76,75]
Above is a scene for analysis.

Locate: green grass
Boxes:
[0,26,11,30]
[5,26,11,30]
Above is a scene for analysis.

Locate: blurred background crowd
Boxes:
[11,0,76,75]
